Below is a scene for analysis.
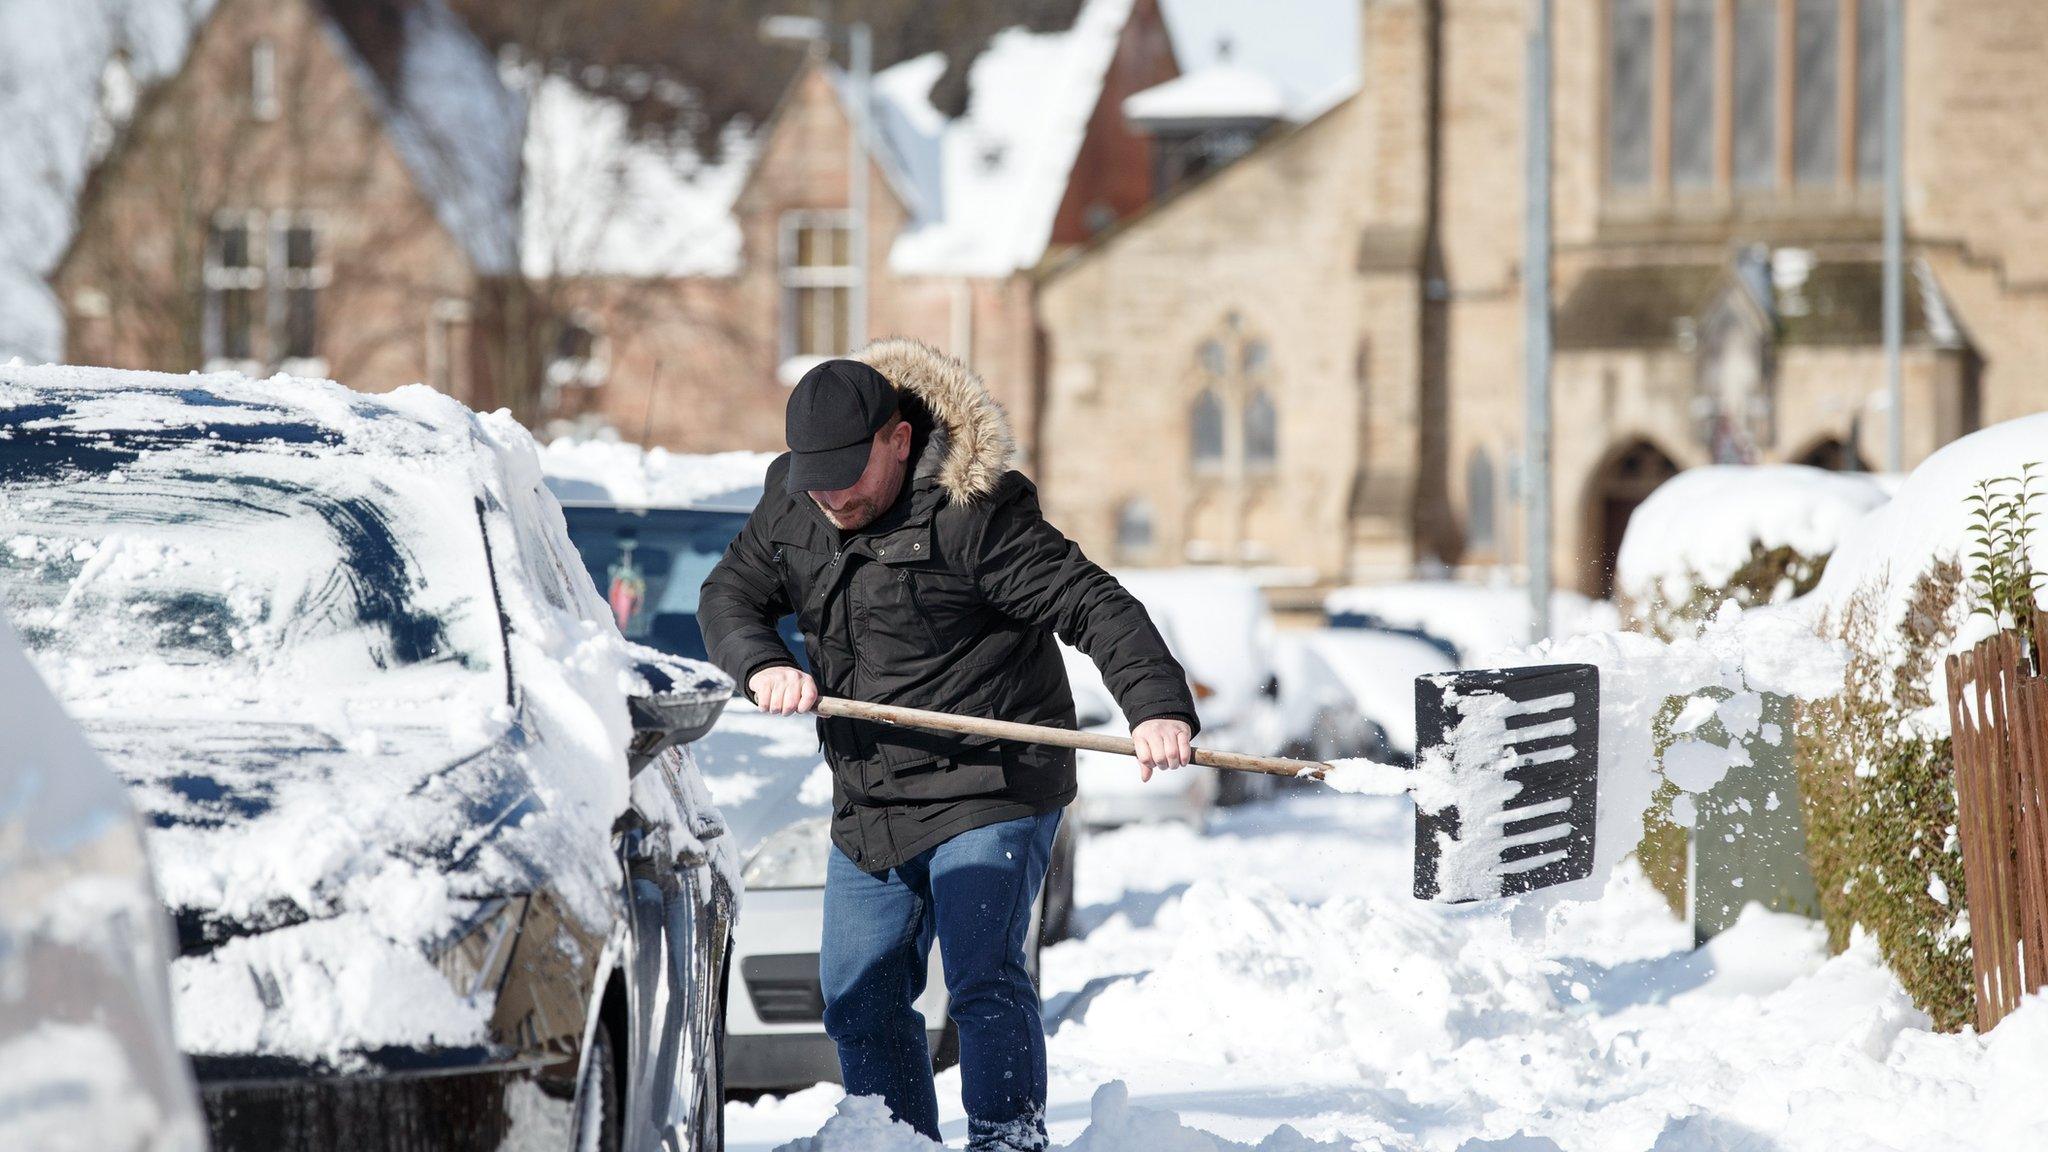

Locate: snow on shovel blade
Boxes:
[1411,663,1599,903]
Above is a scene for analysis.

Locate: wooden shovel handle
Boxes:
[813,696,1331,780]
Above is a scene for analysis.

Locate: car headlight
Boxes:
[741,817,831,890]
[430,895,526,999]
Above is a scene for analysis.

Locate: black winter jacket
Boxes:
[699,338,1198,872]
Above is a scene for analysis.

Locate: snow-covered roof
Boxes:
[880,0,1138,277]
[1123,63,1288,127]
[0,0,212,361]
[518,71,754,279]
[1155,0,1362,122]
[324,0,525,276]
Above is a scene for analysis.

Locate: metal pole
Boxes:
[1882,0,1904,473]
[848,22,872,352]
[1525,0,1553,642]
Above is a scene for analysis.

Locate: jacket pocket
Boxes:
[877,749,1007,802]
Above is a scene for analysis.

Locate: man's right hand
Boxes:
[749,666,820,715]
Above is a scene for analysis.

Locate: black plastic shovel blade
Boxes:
[1412,663,1599,903]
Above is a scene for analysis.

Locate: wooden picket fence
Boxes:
[1945,614,2048,1032]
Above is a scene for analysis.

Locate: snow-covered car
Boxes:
[0,617,205,1152]
[1083,568,1284,819]
[0,368,738,1152]
[1272,627,1458,765]
[550,495,1078,1092]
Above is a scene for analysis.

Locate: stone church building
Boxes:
[1035,0,2047,597]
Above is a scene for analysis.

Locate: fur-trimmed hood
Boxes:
[856,338,1015,505]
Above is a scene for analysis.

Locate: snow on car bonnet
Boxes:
[0,365,679,1063]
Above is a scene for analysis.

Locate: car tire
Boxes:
[572,1018,622,1152]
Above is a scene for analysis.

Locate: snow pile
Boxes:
[539,434,775,509]
[1615,464,1891,606]
[1814,413,2048,656]
[518,70,756,279]
[0,365,728,1065]
[1323,580,1620,666]
[0,0,212,360]
[732,790,2048,1150]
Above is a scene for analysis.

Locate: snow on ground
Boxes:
[727,791,2048,1151]
[1323,580,1620,667]
[539,434,775,509]
[1615,465,1892,607]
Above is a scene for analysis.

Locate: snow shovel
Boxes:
[815,662,1601,906]
[1410,663,1600,904]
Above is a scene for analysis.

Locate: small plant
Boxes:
[1965,463,2048,663]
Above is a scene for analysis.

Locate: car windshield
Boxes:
[561,504,803,665]
[0,441,505,734]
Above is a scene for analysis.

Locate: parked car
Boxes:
[1088,568,1285,818]
[0,368,737,1152]
[0,617,205,1152]
[1272,627,1458,765]
[549,493,1078,1093]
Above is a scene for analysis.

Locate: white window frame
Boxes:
[251,39,279,122]
[545,310,611,390]
[203,209,329,376]
[427,298,475,396]
[778,210,855,381]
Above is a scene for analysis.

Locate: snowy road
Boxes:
[726,791,2047,1151]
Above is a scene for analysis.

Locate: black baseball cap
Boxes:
[785,359,899,495]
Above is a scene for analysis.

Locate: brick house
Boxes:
[1036,0,2047,597]
[532,0,1180,467]
[52,0,1182,462]
[55,0,524,409]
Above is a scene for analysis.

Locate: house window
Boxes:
[204,220,262,365]
[1115,498,1155,562]
[1606,0,1882,198]
[1244,389,1277,473]
[278,224,319,360]
[203,212,327,372]
[780,212,853,366]
[251,39,278,121]
[1191,389,1226,473]
[546,314,609,389]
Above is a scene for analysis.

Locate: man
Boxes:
[700,339,1198,1150]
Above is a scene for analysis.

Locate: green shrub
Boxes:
[1624,541,1830,642]
[1795,560,1974,1031]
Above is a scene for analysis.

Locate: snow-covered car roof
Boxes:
[540,436,774,511]
[0,365,730,1066]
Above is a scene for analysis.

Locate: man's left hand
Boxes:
[1131,717,1193,781]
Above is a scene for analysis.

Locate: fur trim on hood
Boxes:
[856,337,1016,505]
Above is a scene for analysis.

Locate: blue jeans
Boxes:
[820,809,1062,1149]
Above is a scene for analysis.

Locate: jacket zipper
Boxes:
[900,569,943,649]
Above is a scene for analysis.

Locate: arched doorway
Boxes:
[1793,435,1873,473]
[1585,439,1680,598]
